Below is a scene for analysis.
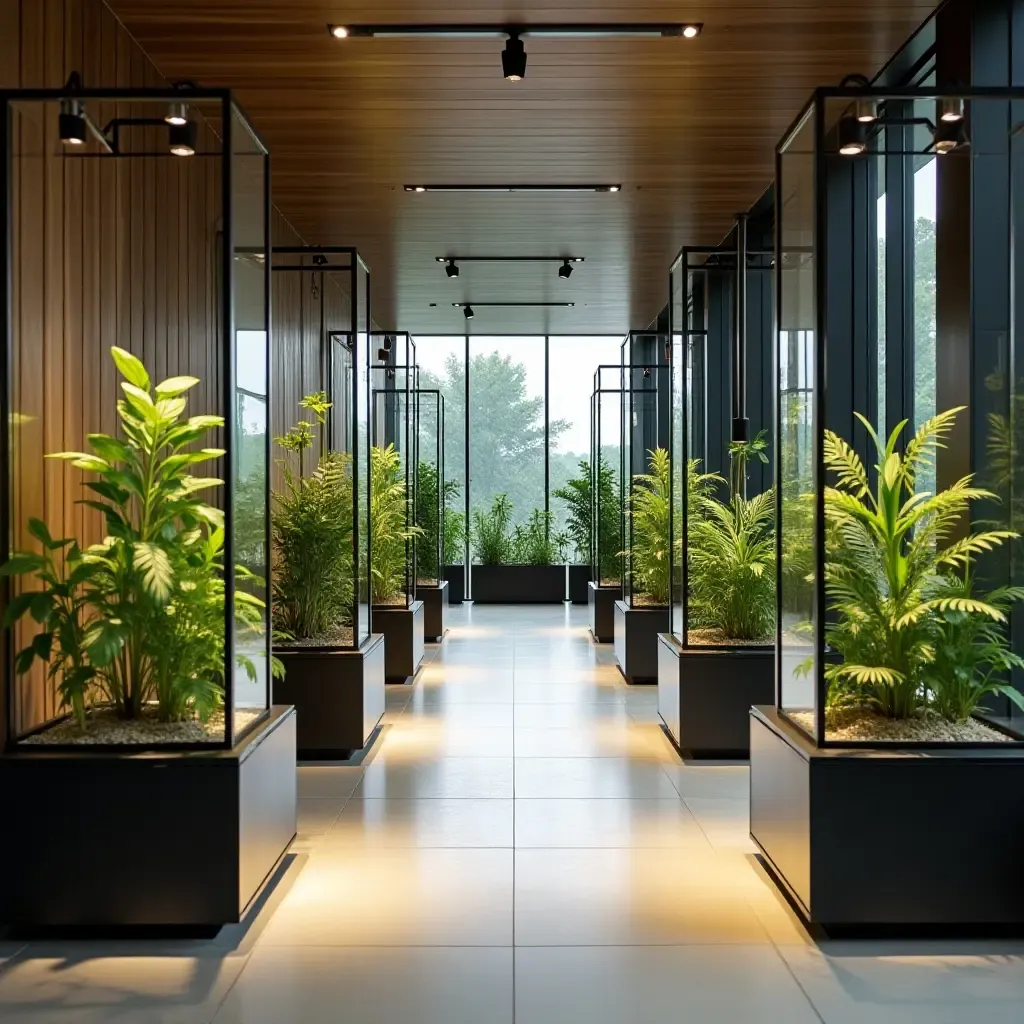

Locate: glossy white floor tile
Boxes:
[5,603,1024,1022]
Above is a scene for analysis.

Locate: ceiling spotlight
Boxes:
[59,98,87,145]
[165,102,188,126]
[682,25,701,38]
[377,348,389,361]
[558,259,573,280]
[934,119,965,154]
[837,116,867,157]
[408,186,426,192]
[169,120,197,157]
[382,337,393,351]
[330,25,349,39]
[939,97,965,123]
[463,304,475,320]
[643,367,651,378]
[445,259,460,279]
[854,99,878,123]
[312,253,329,266]
[502,33,527,82]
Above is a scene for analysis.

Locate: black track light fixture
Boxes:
[502,32,527,81]
[938,97,965,123]
[165,102,188,126]
[445,259,460,279]
[168,120,197,157]
[934,118,965,155]
[377,348,389,362]
[558,259,573,280]
[312,253,329,266]
[463,304,475,320]
[59,98,87,146]
[837,116,868,156]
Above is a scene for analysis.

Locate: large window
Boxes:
[548,337,622,553]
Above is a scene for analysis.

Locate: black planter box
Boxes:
[588,582,621,642]
[471,564,566,604]
[372,600,426,683]
[444,564,465,604]
[0,706,297,932]
[417,581,449,642]
[658,634,774,758]
[750,705,1024,934]
[613,600,670,684]
[275,636,385,759]
[568,564,590,604]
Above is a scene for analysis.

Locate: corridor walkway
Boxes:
[1,604,1024,1021]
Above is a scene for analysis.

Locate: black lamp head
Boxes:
[837,115,868,157]
[445,259,460,279]
[59,99,87,146]
[377,348,389,362]
[168,120,197,157]
[502,33,527,82]
[558,260,573,280]
[382,337,393,351]
[934,118,966,155]
[463,304,475,320]
[312,253,329,267]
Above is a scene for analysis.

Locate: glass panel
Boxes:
[912,155,937,496]
[417,337,466,570]
[777,109,818,734]
[548,337,622,566]
[876,157,887,439]
[670,261,686,639]
[415,391,444,586]
[468,336,546,570]
[355,262,370,642]
[594,366,624,587]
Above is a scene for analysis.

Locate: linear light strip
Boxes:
[330,24,701,40]
[406,185,620,193]
[452,302,576,307]
[436,256,585,263]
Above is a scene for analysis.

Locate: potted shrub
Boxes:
[443,493,467,604]
[659,432,777,756]
[271,393,385,758]
[414,458,453,637]
[471,496,566,603]
[370,443,425,681]
[554,459,594,604]
[587,459,623,641]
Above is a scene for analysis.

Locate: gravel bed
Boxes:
[23,706,264,746]
[687,628,772,647]
[790,708,1012,744]
[277,625,355,648]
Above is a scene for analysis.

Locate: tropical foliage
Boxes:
[552,460,591,564]
[624,448,674,605]
[471,495,564,566]
[416,460,462,580]
[271,393,354,642]
[509,510,562,566]
[370,444,423,604]
[689,431,775,641]
[822,407,1024,723]
[1,347,273,730]
[444,501,466,566]
[472,494,514,565]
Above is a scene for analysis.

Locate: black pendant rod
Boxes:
[731,212,750,448]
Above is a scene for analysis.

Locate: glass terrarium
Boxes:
[669,245,775,651]
[269,247,371,654]
[619,332,671,610]
[0,88,271,751]
[414,389,445,588]
[776,85,1024,748]
[591,365,625,588]
[370,332,419,609]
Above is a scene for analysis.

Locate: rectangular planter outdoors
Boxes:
[750,706,1024,934]
[588,582,621,642]
[613,600,670,684]
[471,564,566,603]
[417,581,449,641]
[568,564,591,604]
[372,601,426,683]
[444,564,465,604]
[0,706,297,932]
[658,634,774,758]
[275,636,385,759]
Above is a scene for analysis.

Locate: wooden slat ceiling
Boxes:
[107,0,937,334]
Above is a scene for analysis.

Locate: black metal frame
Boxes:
[774,84,1024,750]
[591,364,626,587]
[414,389,446,586]
[0,87,271,752]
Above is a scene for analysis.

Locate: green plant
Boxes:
[444,503,466,565]
[271,394,354,641]
[370,443,422,604]
[624,448,674,605]
[509,509,560,566]
[596,460,622,583]
[689,431,775,641]
[1,347,272,729]
[822,407,1021,721]
[552,460,592,563]
[415,460,454,581]
[472,493,514,565]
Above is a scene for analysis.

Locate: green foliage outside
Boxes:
[552,460,591,564]
[416,460,463,580]
[1,347,274,729]
[689,431,775,641]
[820,407,1024,723]
[471,494,564,566]
[370,444,423,605]
[271,393,354,642]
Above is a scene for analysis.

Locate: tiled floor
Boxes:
[2,603,1024,1021]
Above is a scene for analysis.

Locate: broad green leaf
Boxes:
[27,518,53,548]
[87,434,132,464]
[179,477,223,494]
[111,346,151,390]
[133,542,173,602]
[82,618,128,667]
[0,553,47,576]
[155,375,200,398]
[3,590,37,626]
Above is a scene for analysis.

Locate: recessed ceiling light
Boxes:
[330,25,349,39]
[682,25,701,38]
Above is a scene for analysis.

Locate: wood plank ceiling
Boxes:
[106,0,937,334]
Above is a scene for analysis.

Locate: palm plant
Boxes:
[472,493,513,565]
[625,448,673,605]
[370,443,423,605]
[689,431,775,642]
[271,394,354,642]
[822,407,1021,721]
[1,346,273,729]
[552,460,591,564]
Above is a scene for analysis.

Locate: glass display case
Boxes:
[0,89,271,752]
[415,389,445,588]
[752,85,1024,933]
